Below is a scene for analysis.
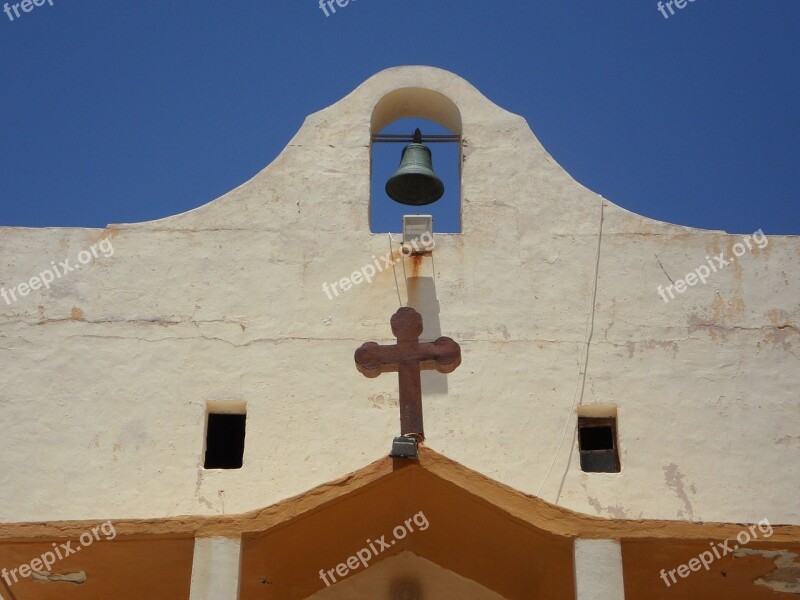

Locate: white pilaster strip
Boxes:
[189,536,242,600]
[574,538,625,600]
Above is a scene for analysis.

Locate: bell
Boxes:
[385,129,445,206]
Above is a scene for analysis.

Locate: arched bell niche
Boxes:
[370,88,462,233]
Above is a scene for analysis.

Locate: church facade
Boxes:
[0,66,797,599]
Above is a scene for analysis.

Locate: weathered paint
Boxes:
[0,67,797,533]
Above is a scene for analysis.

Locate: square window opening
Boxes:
[204,413,246,470]
[578,417,620,473]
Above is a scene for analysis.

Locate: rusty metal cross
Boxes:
[354,307,461,441]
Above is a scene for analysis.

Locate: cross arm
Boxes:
[354,342,400,378]
[417,337,461,373]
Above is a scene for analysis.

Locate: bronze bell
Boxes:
[385,129,445,206]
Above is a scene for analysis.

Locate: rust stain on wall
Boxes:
[410,253,424,278]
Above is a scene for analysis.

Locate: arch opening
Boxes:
[370,88,462,234]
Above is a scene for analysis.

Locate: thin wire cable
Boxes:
[536,197,605,499]
[389,233,411,304]
[400,241,409,298]
[388,234,403,307]
[553,198,606,504]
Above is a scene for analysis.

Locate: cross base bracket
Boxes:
[389,435,419,459]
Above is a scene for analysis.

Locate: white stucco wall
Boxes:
[0,66,797,525]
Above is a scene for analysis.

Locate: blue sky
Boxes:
[1,1,797,234]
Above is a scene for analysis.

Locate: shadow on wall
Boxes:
[407,275,449,396]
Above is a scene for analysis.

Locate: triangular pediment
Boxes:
[238,450,575,599]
